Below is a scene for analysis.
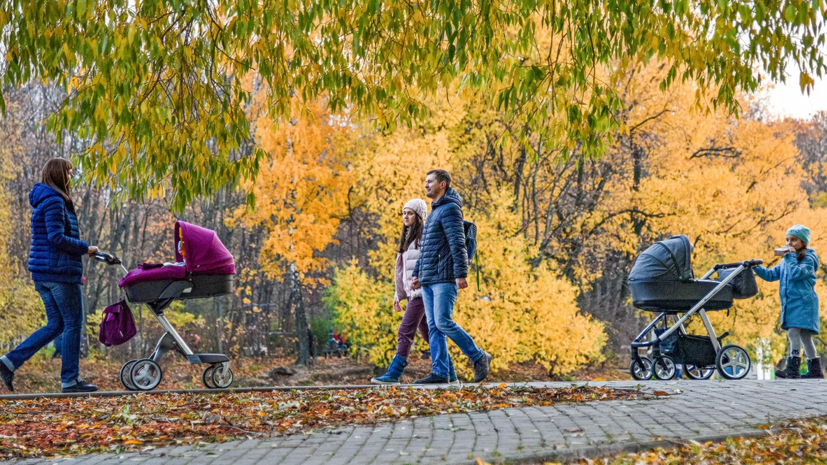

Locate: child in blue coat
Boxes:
[755,225,822,379]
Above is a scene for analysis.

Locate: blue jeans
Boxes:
[422,283,484,378]
[1,282,83,388]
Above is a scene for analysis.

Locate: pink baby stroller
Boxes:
[94,221,235,391]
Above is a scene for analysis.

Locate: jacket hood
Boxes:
[29,183,65,208]
[806,248,819,268]
[432,188,463,209]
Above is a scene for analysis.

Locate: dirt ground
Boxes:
[2,352,631,394]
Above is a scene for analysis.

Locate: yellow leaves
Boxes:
[800,72,815,93]
[234,93,355,285]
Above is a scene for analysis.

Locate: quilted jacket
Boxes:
[755,249,820,334]
[28,183,88,284]
[395,241,422,302]
[413,188,468,285]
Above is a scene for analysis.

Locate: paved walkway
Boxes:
[11,380,827,464]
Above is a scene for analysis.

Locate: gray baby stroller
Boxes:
[628,235,762,380]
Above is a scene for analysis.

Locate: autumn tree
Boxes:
[328,98,606,375]
[228,95,355,366]
[0,96,44,346]
[2,0,824,206]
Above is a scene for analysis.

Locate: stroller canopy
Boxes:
[629,235,694,282]
[175,221,236,275]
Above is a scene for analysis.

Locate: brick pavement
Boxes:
[11,380,827,464]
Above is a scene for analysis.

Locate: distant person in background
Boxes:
[0,158,99,393]
[371,199,456,384]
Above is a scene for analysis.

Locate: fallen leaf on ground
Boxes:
[1,385,639,459]
[583,416,827,464]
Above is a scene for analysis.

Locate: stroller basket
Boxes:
[654,331,717,367]
[677,334,717,367]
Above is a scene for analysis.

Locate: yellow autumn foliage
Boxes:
[229,96,355,286]
[248,56,827,373]
[614,69,827,361]
[325,262,402,364]
[453,191,606,375]
[0,118,44,345]
[331,102,606,374]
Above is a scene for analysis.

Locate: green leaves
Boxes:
[0,0,825,208]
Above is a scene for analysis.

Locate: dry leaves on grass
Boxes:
[0,384,639,459]
[578,416,827,464]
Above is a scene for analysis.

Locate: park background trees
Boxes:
[0,0,826,375]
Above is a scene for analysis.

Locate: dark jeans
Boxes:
[1,281,83,388]
[396,297,430,359]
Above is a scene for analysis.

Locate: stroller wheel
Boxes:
[653,356,676,380]
[202,366,217,389]
[716,344,751,380]
[120,360,138,391]
[211,364,234,389]
[630,357,653,380]
[129,359,163,391]
[684,364,715,380]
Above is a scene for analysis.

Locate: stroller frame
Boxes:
[95,252,233,391]
[630,259,762,380]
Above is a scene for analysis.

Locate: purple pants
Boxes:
[396,297,429,359]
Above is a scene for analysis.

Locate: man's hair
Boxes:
[427,169,452,188]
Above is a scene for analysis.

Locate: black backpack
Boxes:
[463,220,477,261]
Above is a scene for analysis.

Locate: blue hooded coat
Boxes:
[755,249,820,334]
[27,183,88,284]
[413,188,468,285]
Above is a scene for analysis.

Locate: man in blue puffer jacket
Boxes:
[411,169,492,384]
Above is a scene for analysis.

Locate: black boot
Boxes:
[776,356,801,379]
[0,363,14,392]
[803,357,825,379]
[413,373,449,384]
[473,351,492,383]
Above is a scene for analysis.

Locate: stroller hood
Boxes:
[629,234,694,282]
[175,221,236,275]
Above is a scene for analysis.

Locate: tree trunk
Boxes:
[291,262,309,366]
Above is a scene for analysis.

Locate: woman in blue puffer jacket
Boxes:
[0,158,99,393]
[755,225,823,380]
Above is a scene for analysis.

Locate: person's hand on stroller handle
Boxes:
[87,245,99,255]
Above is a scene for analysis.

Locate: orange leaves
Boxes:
[585,416,827,464]
[0,385,638,459]
[233,94,356,286]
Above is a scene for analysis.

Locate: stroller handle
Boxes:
[93,251,123,266]
[714,259,763,270]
